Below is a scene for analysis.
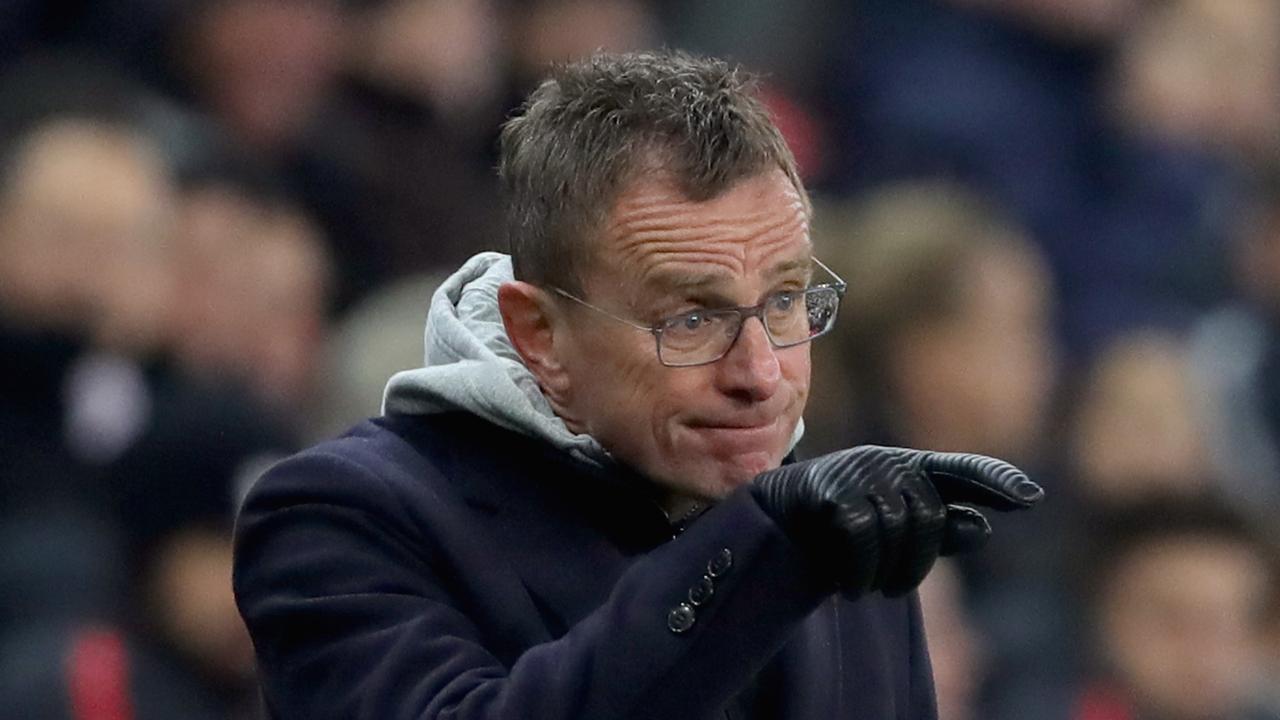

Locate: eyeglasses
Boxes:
[550,257,847,367]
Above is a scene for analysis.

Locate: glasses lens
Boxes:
[657,286,842,366]
[803,287,840,340]
[658,309,739,366]
[763,291,810,344]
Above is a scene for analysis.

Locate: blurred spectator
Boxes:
[1,117,183,462]
[0,518,264,719]
[169,183,270,386]
[292,0,666,308]
[241,205,332,414]
[1074,494,1279,720]
[508,0,658,85]
[825,0,1133,228]
[168,0,347,153]
[807,180,1070,720]
[1054,330,1268,720]
[1069,331,1212,504]
[1059,0,1280,351]
[1189,162,1280,518]
[356,0,505,125]
[0,506,262,720]
[0,61,180,648]
[295,0,507,308]
[1108,0,1280,163]
[806,181,1057,467]
[144,523,256,714]
[828,0,1246,354]
[1,406,268,719]
[169,149,334,421]
[0,60,178,470]
[312,272,445,441]
[137,0,389,312]
[105,470,264,719]
[0,53,294,720]
[0,56,172,340]
[0,120,146,339]
[920,559,989,720]
[1,335,290,720]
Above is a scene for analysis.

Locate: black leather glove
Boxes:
[751,446,1042,598]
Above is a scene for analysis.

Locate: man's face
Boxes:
[555,169,812,508]
[1101,537,1267,720]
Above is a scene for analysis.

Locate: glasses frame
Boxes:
[550,257,848,367]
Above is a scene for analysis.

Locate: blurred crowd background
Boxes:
[1,0,1279,718]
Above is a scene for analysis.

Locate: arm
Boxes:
[234,449,833,720]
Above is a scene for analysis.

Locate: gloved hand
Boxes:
[751,446,1042,598]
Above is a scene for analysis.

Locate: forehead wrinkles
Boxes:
[602,184,810,297]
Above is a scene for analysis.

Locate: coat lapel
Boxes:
[430,415,672,637]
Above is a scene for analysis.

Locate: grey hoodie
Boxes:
[383,252,612,467]
[383,251,802,471]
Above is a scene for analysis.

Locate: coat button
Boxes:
[707,547,733,578]
[688,575,715,607]
[668,603,696,634]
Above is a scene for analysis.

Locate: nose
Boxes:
[716,317,781,402]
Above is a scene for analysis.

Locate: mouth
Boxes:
[685,416,785,451]
[688,413,780,430]
[692,418,775,430]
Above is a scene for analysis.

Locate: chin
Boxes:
[649,425,792,501]
[734,450,780,478]
[701,451,781,497]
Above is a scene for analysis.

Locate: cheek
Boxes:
[571,329,666,430]
[644,368,708,448]
[781,347,812,402]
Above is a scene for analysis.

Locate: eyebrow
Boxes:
[763,258,813,283]
[645,257,813,294]
[644,270,728,297]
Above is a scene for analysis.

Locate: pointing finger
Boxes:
[920,452,1043,511]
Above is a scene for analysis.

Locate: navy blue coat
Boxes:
[233,412,938,719]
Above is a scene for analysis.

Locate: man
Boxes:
[233,51,1042,719]
[1072,493,1279,720]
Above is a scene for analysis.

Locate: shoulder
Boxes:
[237,412,524,524]
[232,412,538,604]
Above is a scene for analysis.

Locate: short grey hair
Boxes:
[499,50,807,294]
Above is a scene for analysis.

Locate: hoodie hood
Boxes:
[383,252,612,467]
[383,251,805,470]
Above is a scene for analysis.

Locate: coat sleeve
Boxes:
[233,448,835,720]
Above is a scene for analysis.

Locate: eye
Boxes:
[770,291,797,312]
[679,312,707,331]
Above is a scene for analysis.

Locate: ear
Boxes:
[498,281,575,409]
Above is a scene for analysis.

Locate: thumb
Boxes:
[920,452,1043,511]
[940,504,991,556]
